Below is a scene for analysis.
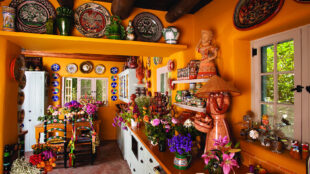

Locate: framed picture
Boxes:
[233,0,284,30]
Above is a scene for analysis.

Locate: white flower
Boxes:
[249,130,259,140]
[80,111,85,115]
[183,119,193,128]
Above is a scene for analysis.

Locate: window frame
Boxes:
[156,66,169,94]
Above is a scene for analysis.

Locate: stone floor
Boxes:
[26,141,131,174]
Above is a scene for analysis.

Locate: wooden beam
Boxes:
[21,50,128,62]
[111,0,136,20]
[165,0,201,23]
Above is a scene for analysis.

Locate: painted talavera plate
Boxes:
[133,12,163,42]
[10,0,56,33]
[51,64,60,72]
[80,61,93,73]
[110,67,119,74]
[95,64,106,74]
[66,63,78,74]
[111,95,117,101]
[111,82,117,88]
[75,2,110,38]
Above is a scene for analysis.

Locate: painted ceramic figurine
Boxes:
[126,20,135,41]
[196,30,218,79]
[290,140,301,160]
[302,143,309,160]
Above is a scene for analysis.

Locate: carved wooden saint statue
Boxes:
[196,30,218,79]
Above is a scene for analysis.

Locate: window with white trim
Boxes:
[252,25,310,143]
[62,77,109,106]
[157,66,169,94]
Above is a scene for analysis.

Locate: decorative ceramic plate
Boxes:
[52,81,59,87]
[52,73,60,79]
[18,91,25,105]
[111,82,117,88]
[110,67,119,74]
[10,55,25,82]
[153,57,162,65]
[80,61,93,73]
[111,95,117,101]
[19,73,26,89]
[66,63,78,74]
[51,64,60,72]
[75,3,110,38]
[111,75,117,81]
[167,59,175,72]
[132,12,163,42]
[52,95,59,102]
[95,64,106,74]
[18,109,25,123]
[52,88,59,95]
[233,0,284,30]
[111,89,117,95]
[10,0,56,33]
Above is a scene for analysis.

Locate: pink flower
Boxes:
[151,119,160,126]
[220,153,239,174]
[214,136,229,147]
[201,151,219,165]
[171,117,178,124]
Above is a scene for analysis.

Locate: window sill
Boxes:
[240,140,306,173]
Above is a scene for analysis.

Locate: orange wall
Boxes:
[192,0,310,173]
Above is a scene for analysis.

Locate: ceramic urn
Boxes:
[162,26,180,44]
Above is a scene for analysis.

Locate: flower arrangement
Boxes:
[168,134,193,155]
[38,105,61,122]
[112,114,127,130]
[29,144,59,172]
[174,118,202,141]
[63,100,84,120]
[135,96,151,115]
[84,103,98,116]
[145,116,173,144]
[201,136,240,174]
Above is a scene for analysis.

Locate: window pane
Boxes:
[261,45,274,73]
[96,80,103,101]
[81,79,92,96]
[261,104,274,125]
[72,78,77,100]
[160,73,165,93]
[261,75,274,102]
[278,73,294,104]
[277,40,294,72]
[276,106,294,139]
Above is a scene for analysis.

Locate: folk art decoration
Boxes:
[194,75,241,152]
[233,0,284,30]
[56,7,73,36]
[162,26,180,44]
[127,56,138,69]
[126,20,135,41]
[2,6,15,32]
[136,59,145,84]
[196,30,218,79]
[105,16,126,40]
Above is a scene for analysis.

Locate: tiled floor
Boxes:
[26,141,131,174]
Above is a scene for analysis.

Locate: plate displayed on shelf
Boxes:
[111,95,117,101]
[132,12,163,42]
[111,89,117,95]
[233,0,284,30]
[19,73,26,89]
[51,64,60,72]
[66,63,78,74]
[52,73,60,79]
[74,2,110,38]
[80,61,93,73]
[52,95,59,102]
[95,64,106,74]
[18,91,24,105]
[111,75,117,81]
[52,81,59,87]
[9,0,56,33]
[111,82,117,88]
[110,67,119,74]
[52,88,59,95]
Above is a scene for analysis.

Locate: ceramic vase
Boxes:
[173,153,191,170]
[175,91,182,102]
[56,17,72,36]
[2,6,15,32]
[162,26,180,44]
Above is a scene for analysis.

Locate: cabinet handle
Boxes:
[140,160,143,163]
[133,168,136,172]
[149,158,153,163]
[140,147,143,151]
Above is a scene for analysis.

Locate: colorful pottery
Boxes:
[233,0,284,30]
[52,81,59,87]
[111,76,117,81]
[162,26,180,44]
[110,67,119,74]
[153,57,162,65]
[175,91,182,102]
[173,153,191,170]
[52,95,59,102]
[66,63,78,74]
[52,73,60,79]
[52,88,59,94]
[132,12,163,42]
[111,89,117,95]
[111,82,117,88]
[105,16,126,40]
[75,3,110,38]
[80,61,93,73]
[10,55,25,82]
[18,109,25,123]
[126,20,135,41]
[2,6,15,31]
[19,74,26,89]
[9,0,56,33]
[136,60,145,84]
[18,91,25,105]
[146,70,151,78]
[56,7,73,36]
[51,64,60,72]
[147,57,151,68]
[167,59,175,72]
[95,64,106,74]
[128,56,138,69]
[111,95,117,101]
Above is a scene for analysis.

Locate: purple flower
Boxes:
[168,134,192,155]
[119,117,124,122]
[151,119,160,126]
[214,136,229,147]
[112,123,116,127]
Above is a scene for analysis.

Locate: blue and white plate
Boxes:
[111,95,117,101]
[52,81,59,87]
[110,67,119,74]
[111,89,117,95]
[52,95,59,102]
[52,73,60,79]
[111,82,117,88]
[51,64,60,72]
[111,75,117,81]
[52,88,59,94]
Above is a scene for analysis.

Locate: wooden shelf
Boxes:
[173,103,206,112]
[0,31,187,57]
[172,78,209,84]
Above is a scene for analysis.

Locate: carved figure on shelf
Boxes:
[196,30,218,79]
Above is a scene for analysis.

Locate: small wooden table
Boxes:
[35,120,101,143]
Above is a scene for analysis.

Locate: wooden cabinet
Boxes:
[118,69,138,103]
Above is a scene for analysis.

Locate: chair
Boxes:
[71,116,96,167]
[44,116,68,168]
